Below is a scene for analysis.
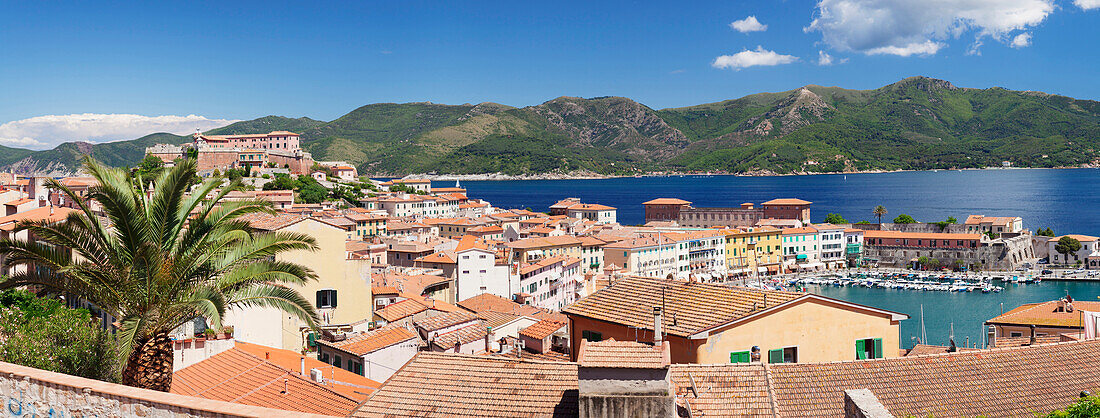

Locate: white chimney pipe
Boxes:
[653,306,663,346]
[300,356,305,375]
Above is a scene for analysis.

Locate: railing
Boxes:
[0,361,335,417]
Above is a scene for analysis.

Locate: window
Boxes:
[768,347,798,364]
[334,355,342,368]
[316,289,337,309]
[582,330,603,342]
[320,352,329,363]
[856,338,883,359]
[353,361,363,375]
[730,350,751,363]
[1010,332,1023,337]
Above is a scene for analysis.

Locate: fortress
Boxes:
[146,131,314,174]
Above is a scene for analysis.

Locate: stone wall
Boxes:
[864,234,1034,270]
[0,360,333,417]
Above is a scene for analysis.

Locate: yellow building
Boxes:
[564,275,907,364]
[226,214,373,351]
[725,226,783,276]
[347,213,387,238]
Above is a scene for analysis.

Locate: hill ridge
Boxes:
[2,77,1098,176]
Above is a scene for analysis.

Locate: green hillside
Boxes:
[4,77,1099,176]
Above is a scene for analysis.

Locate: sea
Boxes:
[428,167,1100,349]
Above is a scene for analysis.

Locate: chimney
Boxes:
[300,356,305,375]
[1030,324,1037,345]
[653,306,663,346]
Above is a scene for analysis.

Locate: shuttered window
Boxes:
[730,351,751,363]
[857,338,884,359]
[768,349,784,364]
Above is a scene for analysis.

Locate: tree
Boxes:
[0,290,118,381]
[873,205,888,225]
[296,175,328,204]
[1038,227,1055,237]
[137,155,164,178]
[893,214,916,224]
[0,157,320,391]
[1054,236,1082,264]
[946,216,958,224]
[1044,394,1100,417]
[823,213,848,224]
[916,256,930,270]
[263,173,299,191]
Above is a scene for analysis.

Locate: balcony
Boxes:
[846,243,862,255]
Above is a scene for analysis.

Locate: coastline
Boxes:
[393,165,1098,182]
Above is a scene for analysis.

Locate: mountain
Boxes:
[4,77,1099,176]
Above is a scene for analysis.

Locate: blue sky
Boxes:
[1,0,1097,149]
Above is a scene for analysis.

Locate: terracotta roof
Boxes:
[417,250,457,264]
[458,293,566,322]
[577,339,670,369]
[1054,234,1100,242]
[352,352,577,417]
[377,299,429,322]
[170,348,361,416]
[643,198,692,205]
[239,212,308,231]
[0,206,77,231]
[455,235,491,252]
[321,325,418,356]
[767,339,1100,417]
[519,255,579,276]
[414,311,478,332]
[672,364,773,418]
[563,276,804,337]
[505,235,583,249]
[467,225,504,233]
[902,344,979,356]
[781,226,819,235]
[518,319,567,340]
[371,285,398,296]
[232,341,380,400]
[477,310,522,328]
[567,203,616,211]
[761,198,811,205]
[5,198,33,206]
[985,300,1100,328]
[431,322,489,349]
[992,335,1065,348]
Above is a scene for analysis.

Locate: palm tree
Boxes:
[873,205,888,226]
[0,157,320,391]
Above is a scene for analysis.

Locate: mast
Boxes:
[920,304,927,344]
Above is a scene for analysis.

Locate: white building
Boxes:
[454,236,513,302]
[1048,234,1099,266]
[565,204,617,224]
[814,224,847,270]
[516,255,582,311]
[316,324,419,383]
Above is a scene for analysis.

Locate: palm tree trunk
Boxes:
[121,332,174,391]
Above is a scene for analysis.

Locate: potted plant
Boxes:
[221,325,234,339]
[203,328,217,340]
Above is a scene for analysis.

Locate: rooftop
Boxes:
[350,352,578,418]
[563,276,805,337]
[985,299,1100,328]
[170,347,361,416]
[518,318,567,340]
[643,198,692,205]
[414,311,478,332]
[321,325,418,356]
[761,198,812,205]
[0,206,77,231]
[576,339,670,369]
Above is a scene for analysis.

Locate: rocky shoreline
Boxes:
[396,166,1093,182]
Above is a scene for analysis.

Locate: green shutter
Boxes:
[873,338,883,359]
[768,349,784,364]
[729,351,751,363]
[856,339,867,360]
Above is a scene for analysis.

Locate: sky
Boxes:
[1,0,1098,149]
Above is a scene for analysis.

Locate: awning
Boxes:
[796,254,808,260]
[801,262,825,269]
[767,265,780,273]
[757,267,768,273]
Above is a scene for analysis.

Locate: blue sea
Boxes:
[437,168,1100,348]
[443,168,1100,236]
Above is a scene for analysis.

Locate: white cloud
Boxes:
[1075,0,1100,9]
[866,40,946,57]
[0,114,239,150]
[730,16,768,33]
[805,0,1055,56]
[816,50,848,65]
[713,46,799,70]
[1010,32,1032,48]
